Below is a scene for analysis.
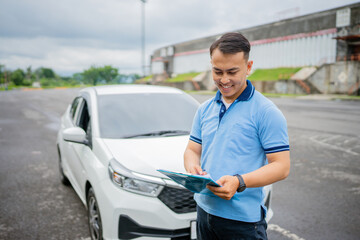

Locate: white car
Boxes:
[57,85,273,240]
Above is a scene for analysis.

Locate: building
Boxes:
[150,3,360,94]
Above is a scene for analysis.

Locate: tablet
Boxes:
[157,169,220,194]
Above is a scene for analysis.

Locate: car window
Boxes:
[76,100,90,131]
[70,97,81,121]
[76,99,92,148]
[97,93,199,139]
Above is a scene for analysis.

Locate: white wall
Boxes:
[152,32,338,75]
[173,52,211,74]
[250,33,337,70]
[151,61,164,74]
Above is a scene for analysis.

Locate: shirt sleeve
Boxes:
[189,107,202,145]
[258,105,289,154]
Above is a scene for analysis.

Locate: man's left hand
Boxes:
[207,175,239,200]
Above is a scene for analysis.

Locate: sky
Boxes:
[0,0,358,76]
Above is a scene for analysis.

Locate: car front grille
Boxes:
[158,186,197,214]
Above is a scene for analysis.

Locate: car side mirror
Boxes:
[63,127,88,145]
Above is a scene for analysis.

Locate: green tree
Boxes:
[81,65,119,85]
[0,64,4,84]
[72,73,84,83]
[132,73,141,79]
[82,66,100,85]
[35,67,56,79]
[99,65,118,83]
[11,69,25,86]
[26,66,34,80]
[41,68,55,78]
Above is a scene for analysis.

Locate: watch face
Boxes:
[239,185,246,192]
[235,174,246,192]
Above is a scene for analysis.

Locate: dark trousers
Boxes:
[196,206,267,240]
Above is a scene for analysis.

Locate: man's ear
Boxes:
[246,60,253,75]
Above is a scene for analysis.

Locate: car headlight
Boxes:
[108,158,164,197]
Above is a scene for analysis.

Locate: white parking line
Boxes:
[309,135,359,156]
[268,224,305,240]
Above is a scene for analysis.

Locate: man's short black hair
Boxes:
[210,32,250,60]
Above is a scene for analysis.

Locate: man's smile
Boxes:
[217,82,234,92]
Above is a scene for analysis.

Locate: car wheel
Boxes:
[87,187,103,240]
[58,147,70,185]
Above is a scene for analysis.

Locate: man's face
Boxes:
[211,48,253,103]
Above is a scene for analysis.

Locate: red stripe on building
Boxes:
[250,28,337,46]
[174,48,209,57]
[152,57,163,62]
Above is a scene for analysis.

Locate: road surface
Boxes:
[0,88,359,240]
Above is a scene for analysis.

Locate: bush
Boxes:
[11,69,25,86]
[22,79,32,86]
[40,78,53,87]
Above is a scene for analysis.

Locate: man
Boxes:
[184,32,290,240]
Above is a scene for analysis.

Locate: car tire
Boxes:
[58,147,70,185]
[87,187,103,240]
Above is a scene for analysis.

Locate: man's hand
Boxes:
[207,175,239,200]
[187,164,207,175]
[184,140,205,175]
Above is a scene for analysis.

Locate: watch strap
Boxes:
[234,174,246,192]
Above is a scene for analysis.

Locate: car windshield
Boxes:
[97,93,199,139]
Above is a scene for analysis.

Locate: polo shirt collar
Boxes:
[214,80,255,103]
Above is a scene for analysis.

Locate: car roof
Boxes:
[82,84,184,96]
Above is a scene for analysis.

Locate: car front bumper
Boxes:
[118,214,194,240]
[95,178,196,240]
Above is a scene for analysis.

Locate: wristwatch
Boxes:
[234,174,246,192]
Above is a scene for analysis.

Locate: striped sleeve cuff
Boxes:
[264,145,290,154]
[190,135,202,144]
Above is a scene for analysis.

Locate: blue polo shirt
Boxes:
[189,80,289,222]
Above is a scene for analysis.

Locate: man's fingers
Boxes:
[207,175,238,200]
[207,184,226,193]
[194,165,205,175]
[188,165,203,175]
[216,176,227,186]
[206,186,233,200]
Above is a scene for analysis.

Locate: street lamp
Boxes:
[140,0,146,77]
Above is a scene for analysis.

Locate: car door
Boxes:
[66,97,96,199]
[61,97,84,194]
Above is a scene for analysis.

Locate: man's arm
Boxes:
[242,151,290,187]
[207,151,290,200]
[184,140,205,175]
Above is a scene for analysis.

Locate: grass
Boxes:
[185,90,217,95]
[263,93,306,98]
[248,67,302,81]
[40,84,92,89]
[136,75,153,83]
[0,84,92,91]
[166,72,201,83]
[331,95,360,101]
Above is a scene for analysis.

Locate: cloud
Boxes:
[0,37,141,75]
[0,0,142,47]
[0,0,358,76]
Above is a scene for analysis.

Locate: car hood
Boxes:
[102,135,189,178]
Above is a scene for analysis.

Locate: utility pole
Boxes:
[140,0,146,77]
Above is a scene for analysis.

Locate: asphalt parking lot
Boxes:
[0,88,359,240]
